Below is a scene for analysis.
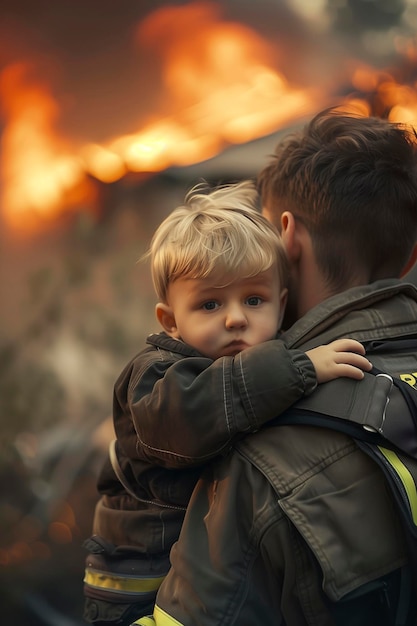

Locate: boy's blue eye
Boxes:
[246,296,262,306]
[203,301,218,311]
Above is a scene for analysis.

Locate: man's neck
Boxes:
[294,232,335,318]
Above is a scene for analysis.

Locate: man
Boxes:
[133,108,417,625]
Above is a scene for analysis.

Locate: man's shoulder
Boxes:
[282,280,417,349]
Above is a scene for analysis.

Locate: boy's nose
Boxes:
[225,305,248,329]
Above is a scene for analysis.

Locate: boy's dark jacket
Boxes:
[92,317,317,550]
[148,279,417,625]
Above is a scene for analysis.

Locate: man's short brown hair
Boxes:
[258,107,417,290]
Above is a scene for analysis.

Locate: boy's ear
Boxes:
[155,303,180,337]
[278,287,288,329]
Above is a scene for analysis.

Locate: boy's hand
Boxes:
[306,338,372,384]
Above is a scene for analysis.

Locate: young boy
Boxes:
[83,180,371,626]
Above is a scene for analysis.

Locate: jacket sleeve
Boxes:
[114,339,317,468]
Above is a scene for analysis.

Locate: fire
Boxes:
[3,1,417,233]
[134,2,316,144]
[347,46,417,125]
[82,3,320,180]
[0,63,96,232]
[0,2,320,232]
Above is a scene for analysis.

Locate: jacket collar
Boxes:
[146,332,204,358]
[282,279,417,350]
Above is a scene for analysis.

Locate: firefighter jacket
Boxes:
[136,279,417,626]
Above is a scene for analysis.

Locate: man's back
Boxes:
[238,425,409,624]
[148,280,417,625]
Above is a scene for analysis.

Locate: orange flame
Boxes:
[82,2,319,179]
[0,3,321,232]
[0,63,96,231]
[347,50,417,126]
[4,2,417,234]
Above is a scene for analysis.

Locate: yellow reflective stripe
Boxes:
[83,568,165,594]
[153,603,184,625]
[378,446,417,525]
[131,618,155,625]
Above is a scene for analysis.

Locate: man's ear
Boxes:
[155,303,180,337]
[400,243,417,278]
[278,287,288,329]
[281,211,300,261]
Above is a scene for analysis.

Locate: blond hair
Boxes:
[148,180,288,302]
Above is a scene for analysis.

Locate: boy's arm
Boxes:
[115,339,317,468]
[116,338,370,469]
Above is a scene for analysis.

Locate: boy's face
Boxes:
[157,267,287,360]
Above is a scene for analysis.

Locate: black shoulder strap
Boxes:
[278,370,416,451]
[277,339,417,542]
